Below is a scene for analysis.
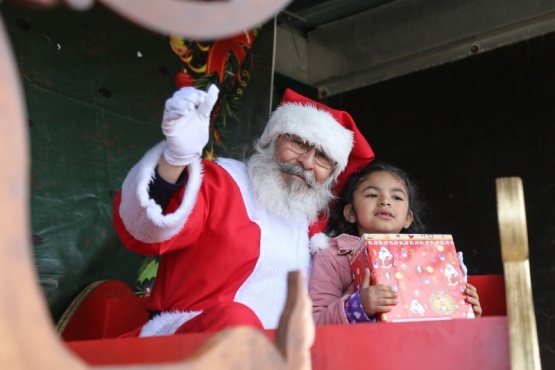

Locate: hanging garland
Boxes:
[169,28,261,160]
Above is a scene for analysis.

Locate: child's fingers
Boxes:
[372,284,398,296]
[465,283,479,299]
[465,295,483,318]
[370,287,398,306]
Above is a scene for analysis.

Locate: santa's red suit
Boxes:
[114,142,311,336]
[113,88,375,337]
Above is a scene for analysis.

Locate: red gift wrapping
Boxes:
[349,234,475,322]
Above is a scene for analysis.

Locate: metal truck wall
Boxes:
[0,3,274,323]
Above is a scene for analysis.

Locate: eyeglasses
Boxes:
[281,133,336,170]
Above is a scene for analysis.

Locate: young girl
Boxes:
[309,162,482,324]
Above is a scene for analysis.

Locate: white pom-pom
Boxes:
[309,233,330,255]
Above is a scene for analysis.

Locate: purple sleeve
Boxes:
[344,290,377,323]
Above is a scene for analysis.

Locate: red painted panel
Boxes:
[66,317,509,369]
[61,280,149,342]
[468,274,507,316]
[310,318,509,370]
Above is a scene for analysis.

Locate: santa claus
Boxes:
[113,85,374,337]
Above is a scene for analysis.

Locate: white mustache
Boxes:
[277,162,318,189]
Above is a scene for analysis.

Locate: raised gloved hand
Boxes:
[162,84,219,166]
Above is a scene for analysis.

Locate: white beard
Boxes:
[247,145,334,222]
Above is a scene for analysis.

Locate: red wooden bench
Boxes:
[59,275,509,369]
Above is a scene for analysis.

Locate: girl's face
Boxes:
[343,171,414,236]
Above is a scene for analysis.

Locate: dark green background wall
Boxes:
[1,3,274,324]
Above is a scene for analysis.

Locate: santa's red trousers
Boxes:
[119,302,264,338]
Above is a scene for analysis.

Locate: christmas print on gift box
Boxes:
[350,234,475,322]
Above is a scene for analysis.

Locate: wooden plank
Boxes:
[496,177,542,370]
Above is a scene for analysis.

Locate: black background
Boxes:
[327,32,555,367]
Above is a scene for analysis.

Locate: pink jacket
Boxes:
[309,233,360,325]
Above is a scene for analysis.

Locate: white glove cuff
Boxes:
[163,144,201,167]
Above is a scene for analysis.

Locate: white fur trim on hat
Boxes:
[259,103,354,174]
[309,232,330,255]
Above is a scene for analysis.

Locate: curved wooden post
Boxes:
[99,0,292,40]
[496,177,542,370]
[0,11,87,369]
[7,0,292,40]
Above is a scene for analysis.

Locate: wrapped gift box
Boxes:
[349,234,475,322]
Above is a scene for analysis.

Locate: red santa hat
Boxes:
[259,89,375,252]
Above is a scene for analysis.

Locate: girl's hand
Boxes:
[465,283,482,318]
[359,268,398,317]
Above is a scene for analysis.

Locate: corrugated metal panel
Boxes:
[277,0,555,97]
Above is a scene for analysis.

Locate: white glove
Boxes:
[162,84,219,166]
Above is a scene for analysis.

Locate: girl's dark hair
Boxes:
[324,161,427,237]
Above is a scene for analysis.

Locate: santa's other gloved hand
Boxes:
[162,84,219,166]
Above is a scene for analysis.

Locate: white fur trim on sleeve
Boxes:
[118,141,203,244]
[310,232,330,255]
